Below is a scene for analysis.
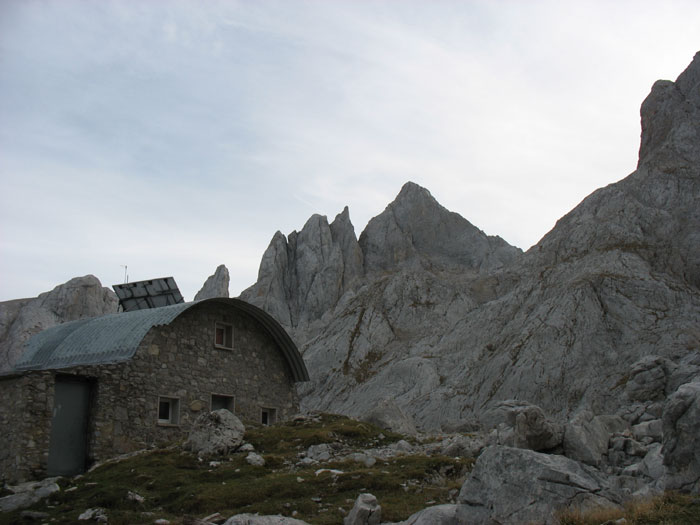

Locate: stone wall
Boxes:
[0,371,54,483]
[0,301,301,483]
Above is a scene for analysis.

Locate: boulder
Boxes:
[306,443,332,462]
[183,409,245,456]
[396,504,465,525]
[632,419,663,443]
[362,399,417,436]
[482,400,563,451]
[344,493,381,525]
[458,445,621,524]
[246,452,265,467]
[194,264,230,300]
[224,515,310,525]
[564,411,627,466]
[662,381,700,491]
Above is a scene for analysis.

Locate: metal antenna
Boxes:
[121,265,128,284]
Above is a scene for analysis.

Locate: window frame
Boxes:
[157,396,180,426]
[214,322,233,350]
[260,406,277,426]
[211,393,235,413]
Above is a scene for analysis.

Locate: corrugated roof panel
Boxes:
[16,303,191,371]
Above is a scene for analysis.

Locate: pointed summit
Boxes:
[359,181,521,274]
[638,50,700,169]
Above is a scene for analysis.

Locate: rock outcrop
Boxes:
[194,264,230,301]
[0,275,118,372]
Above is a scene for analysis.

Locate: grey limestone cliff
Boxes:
[240,207,365,328]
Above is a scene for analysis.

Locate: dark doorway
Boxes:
[47,376,92,476]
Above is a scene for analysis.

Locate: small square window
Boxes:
[211,394,235,413]
[157,397,180,425]
[261,407,277,426]
[214,322,233,349]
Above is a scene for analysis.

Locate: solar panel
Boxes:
[112,277,184,312]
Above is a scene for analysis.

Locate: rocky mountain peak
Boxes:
[639,51,700,170]
[359,181,521,274]
[240,208,364,328]
[194,264,230,301]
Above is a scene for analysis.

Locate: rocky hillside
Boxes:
[242,52,700,432]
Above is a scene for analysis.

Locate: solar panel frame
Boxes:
[112,277,184,312]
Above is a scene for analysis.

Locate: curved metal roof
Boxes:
[15,298,309,382]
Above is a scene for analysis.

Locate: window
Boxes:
[211,394,235,413]
[214,322,233,349]
[261,407,277,426]
[157,397,180,425]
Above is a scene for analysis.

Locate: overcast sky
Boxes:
[1,1,698,302]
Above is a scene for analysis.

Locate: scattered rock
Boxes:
[127,490,145,503]
[78,507,108,522]
[344,452,376,467]
[344,493,381,525]
[184,409,245,457]
[246,452,265,467]
[306,444,332,462]
[0,477,61,512]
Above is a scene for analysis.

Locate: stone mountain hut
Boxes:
[0,297,309,483]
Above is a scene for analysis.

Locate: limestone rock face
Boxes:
[457,446,621,524]
[194,264,230,300]
[625,356,676,402]
[362,398,417,436]
[240,208,364,327]
[0,275,118,372]
[662,381,700,492]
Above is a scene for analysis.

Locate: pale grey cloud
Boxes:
[1,0,698,301]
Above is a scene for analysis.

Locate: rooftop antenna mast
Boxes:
[120,265,128,284]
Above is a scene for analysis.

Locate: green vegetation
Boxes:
[558,492,700,525]
[1,414,471,525]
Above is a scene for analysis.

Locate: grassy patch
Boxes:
[0,414,470,525]
[559,492,700,525]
